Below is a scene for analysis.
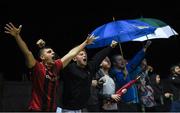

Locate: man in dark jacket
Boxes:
[59,40,118,113]
[169,64,180,112]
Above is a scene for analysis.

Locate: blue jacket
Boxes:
[111,49,145,103]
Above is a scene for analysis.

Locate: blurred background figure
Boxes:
[169,64,180,112]
[150,74,173,112]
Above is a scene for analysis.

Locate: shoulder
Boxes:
[29,61,45,77]
[31,60,44,69]
[62,62,76,71]
[55,59,63,67]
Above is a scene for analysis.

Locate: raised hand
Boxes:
[85,34,98,45]
[146,65,153,72]
[36,39,46,48]
[110,40,118,48]
[144,40,152,51]
[4,22,22,37]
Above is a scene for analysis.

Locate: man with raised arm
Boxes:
[59,40,118,113]
[4,22,95,111]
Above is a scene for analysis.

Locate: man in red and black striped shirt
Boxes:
[4,22,95,111]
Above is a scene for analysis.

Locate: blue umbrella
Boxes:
[86,19,156,48]
[86,18,157,79]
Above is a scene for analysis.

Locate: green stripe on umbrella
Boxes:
[133,18,178,41]
[137,18,167,27]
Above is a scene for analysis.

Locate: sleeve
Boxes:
[129,66,143,80]
[89,46,113,73]
[95,71,105,89]
[29,60,41,77]
[55,59,63,72]
[127,49,145,73]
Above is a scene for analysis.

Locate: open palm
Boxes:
[4,22,22,37]
[86,34,98,45]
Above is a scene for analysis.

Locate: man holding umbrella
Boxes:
[110,40,152,112]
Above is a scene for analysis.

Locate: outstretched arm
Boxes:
[90,40,118,72]
[127,40,152,74]
[4,22,36,68]
[60,34,96,68]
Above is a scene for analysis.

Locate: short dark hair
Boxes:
[110,54,121,63]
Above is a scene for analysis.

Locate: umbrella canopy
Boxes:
[133,18,178,41]
[86,19,157,48]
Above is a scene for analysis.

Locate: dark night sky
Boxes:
[0,1,179,80]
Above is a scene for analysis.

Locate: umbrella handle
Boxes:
[113,17,127,79]
[118,42,124,58]
[145,35,149,40]
[118,42,128,78]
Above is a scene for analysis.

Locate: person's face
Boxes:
[156,75,161,84]
[101,57,111,70]
[40,48,55,63]
[174,66,180,75]
[73,50,87,67]
[141,59,147,70]
[114,55,126,69]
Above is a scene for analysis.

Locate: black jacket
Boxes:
[169,75,180,100]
